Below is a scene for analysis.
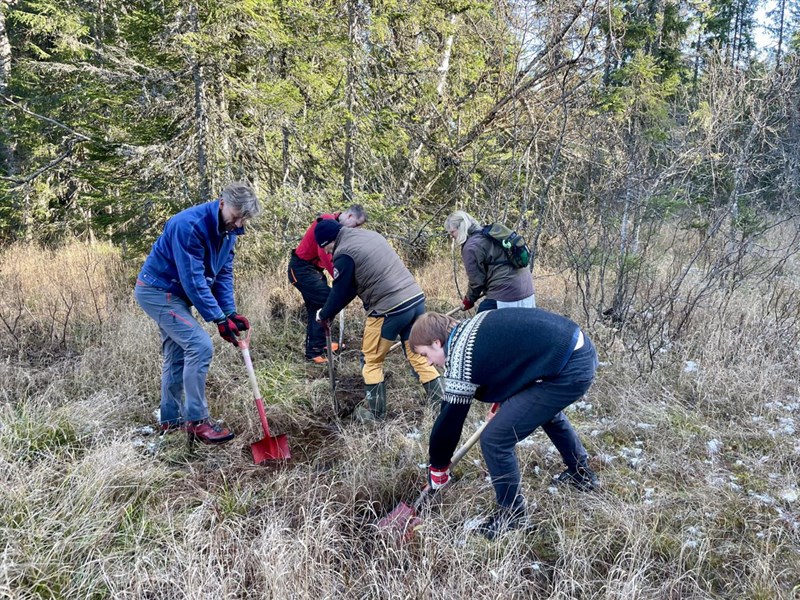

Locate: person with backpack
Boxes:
[409,308,599,540]
[313,219,445,421]
[444,210,535,312]
[134,182,262,444]
[289,205,368,364]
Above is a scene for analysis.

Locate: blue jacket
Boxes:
[138,200,244,322]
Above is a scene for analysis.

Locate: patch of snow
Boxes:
[621,446,643,467]
[516,437,536,447]
[682,525,704,550]
[780,489,798,503]
[636,422,656,430]
[683,360,699,373]
[547,486,559,495]
[748,492,775,505]
[707,439,722,456]
[463,516,484,531]
[133,425,155,436]
[405,429,422,440]
[590,430,601,437]
[777,417,796,435]
[597,453,616,465]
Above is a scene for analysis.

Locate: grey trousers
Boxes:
[134,281,215,424]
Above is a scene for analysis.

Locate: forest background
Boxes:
[2,0,800,598]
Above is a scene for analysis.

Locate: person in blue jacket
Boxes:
[134,182,262,444]
[409,308,599,539]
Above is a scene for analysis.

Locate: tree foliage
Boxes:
[1,0,799,366]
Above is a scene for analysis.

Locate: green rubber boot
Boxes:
[353,382,386,422]
[422,377,444,408]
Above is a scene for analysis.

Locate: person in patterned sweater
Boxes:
[409,307,599,539]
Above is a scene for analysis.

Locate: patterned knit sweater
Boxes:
[429,307,581,467]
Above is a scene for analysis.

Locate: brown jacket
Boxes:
[462,227,533,303]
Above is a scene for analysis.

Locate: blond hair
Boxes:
[444,211,480,245]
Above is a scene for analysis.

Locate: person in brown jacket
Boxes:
[313,219,443,421]
[444,211,535,312]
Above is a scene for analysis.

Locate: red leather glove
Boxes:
[428,464,452,490]
[461,297,475,311]
[227,312,250,332]
[216,317,240,346]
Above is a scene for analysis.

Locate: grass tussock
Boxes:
[1,240,800,599]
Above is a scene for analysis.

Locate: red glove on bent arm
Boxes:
[461,297,475,311]
[216,317,240,346]
[227,312,250,331]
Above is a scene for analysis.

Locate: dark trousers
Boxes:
[480,336,598,507]
[288,253,330,358]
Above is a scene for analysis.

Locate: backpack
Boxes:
[481,223,531,269]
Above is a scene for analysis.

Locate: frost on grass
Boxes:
[683,360,699,373]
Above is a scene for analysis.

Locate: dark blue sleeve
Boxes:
[429,401,471,468]
[318,254,357,321]
[173,225,226,322]
[211,243,236,315]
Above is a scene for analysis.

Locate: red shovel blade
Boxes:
[251,434,291,464]
[377,501,423,542]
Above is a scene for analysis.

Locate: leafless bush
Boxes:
[0,242,126,358]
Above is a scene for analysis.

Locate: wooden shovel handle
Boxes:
[413,402,500,509]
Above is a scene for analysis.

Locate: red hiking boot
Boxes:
[186,419,235,444]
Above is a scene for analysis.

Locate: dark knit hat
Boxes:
[314,218,343,247]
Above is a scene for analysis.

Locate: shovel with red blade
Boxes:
[238,330,291,463]
[377,402,499,541]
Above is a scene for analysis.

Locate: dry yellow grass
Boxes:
[1,240,799,599]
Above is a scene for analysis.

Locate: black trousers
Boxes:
[288,253,331,358]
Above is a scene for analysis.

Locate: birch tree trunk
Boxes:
[190,2,210,202]
[397,13,456,202]
[0,0,24,239]
[0,0,14,175]
[342,0,359,203]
